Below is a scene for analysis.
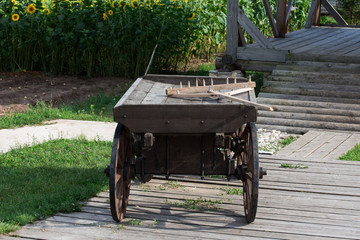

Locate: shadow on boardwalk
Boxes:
[4,150,360,240]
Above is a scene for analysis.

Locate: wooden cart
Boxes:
[108,74,268,223]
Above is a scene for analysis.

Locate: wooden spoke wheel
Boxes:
[109,124,132,222]
[235,122,259,223]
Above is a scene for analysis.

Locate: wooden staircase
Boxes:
[256,60,360,134]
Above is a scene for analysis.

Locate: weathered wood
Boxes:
[305,0,321,28]
[263,0,279,37]
[237,8,273,48]
[321,0,347,25]
[166,81,254,95]
[285,0,294,26]
[237,47,288,62]
[226,0,238,62]
[276,0,287,37]
[210,91,273,111]
[238,23,246,47]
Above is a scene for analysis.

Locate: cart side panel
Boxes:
[114,104,257,134]
[136,135,231,175]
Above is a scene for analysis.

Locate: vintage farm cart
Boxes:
[108,74,269,223]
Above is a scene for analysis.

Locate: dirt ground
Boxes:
[0,71,133,116]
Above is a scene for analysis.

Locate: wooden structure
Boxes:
[108,74,270,224]
[225,0,360,72]
[8,140,360,239]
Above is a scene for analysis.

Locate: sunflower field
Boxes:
[0,0,310,77]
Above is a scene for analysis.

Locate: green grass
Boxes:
[278,136,298,148]
[166,197,223,211]
[222,186,243,195]
[280,163,308,169]
[339,144,360,161]
[0,90,127,130]
[0,138,111,234]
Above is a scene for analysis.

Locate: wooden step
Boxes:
[258,93,360,105]
[271,70,360,79]
[256,97,360,111]
[271,104,360,117]
[256,124,319,134]
[256,117,360,132]
[275,64,360,74]
[263,81,360,92]
[258,110,360,124]
[261,86,360,99]
[267,75,360,85]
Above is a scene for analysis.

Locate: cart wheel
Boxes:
[237,122,259,223]
[109,124,132,222]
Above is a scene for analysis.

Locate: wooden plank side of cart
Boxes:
[113,75,257,134]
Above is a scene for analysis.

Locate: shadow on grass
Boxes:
[0,166,108,234]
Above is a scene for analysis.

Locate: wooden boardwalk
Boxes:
[4,153,360,239]
[277,130,360,160]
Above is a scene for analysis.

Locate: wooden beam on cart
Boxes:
[166,81,256,95]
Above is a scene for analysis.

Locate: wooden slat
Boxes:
[321,0,347,25]
[237,8,273,48]
[226,0,238,62]
[276,0,287,37]
[237,47,288,62]
[285,0,294,26]
[263,0,279,37]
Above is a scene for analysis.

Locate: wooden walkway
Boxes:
[4,153,360,239]
[276,130,360,160]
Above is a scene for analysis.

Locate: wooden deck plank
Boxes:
[314,30,360,55]
[324,133,360,160]
[272,27,336,49]
[290,28,349,53]
[275,130,320,156]
[288,132,335,159]
[308,133,352,159]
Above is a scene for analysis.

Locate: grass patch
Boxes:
[280,163,308,169]
[0,138,111,234]
[159,181,184,190]
[222,186,243,195]
[339,144,360,161]
[166,197,222,211]
[0,90,127,130]
[259,135,298,153]
[278,136,298,147]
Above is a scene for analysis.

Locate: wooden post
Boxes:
[263,0,279,38]
[276,0,287,38]
[226,0,239,63]
[305,0,320,28]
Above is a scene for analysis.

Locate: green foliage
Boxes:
[167,197,223,210]
[337,0,360,24]
[0,91,125,129]
[239,0,311,42]
[159,180,184,190]
[222,186,243,195]
[339,144,360,161]
[278,136,298,147]
[280,163,308,169]
[0,0,311,77]
[0,0,227,77]
[0,138,111,234]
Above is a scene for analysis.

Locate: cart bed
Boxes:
[114,74,257,134]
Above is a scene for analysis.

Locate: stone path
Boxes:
[0,119,117,153]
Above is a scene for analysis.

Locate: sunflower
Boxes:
[11,13,19,21]
[188,12,195,20]
[43,9,50,15]
[27,4,36,14]
[108,10,113,15]
[131,0,139,8]
[103,13,107,20]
